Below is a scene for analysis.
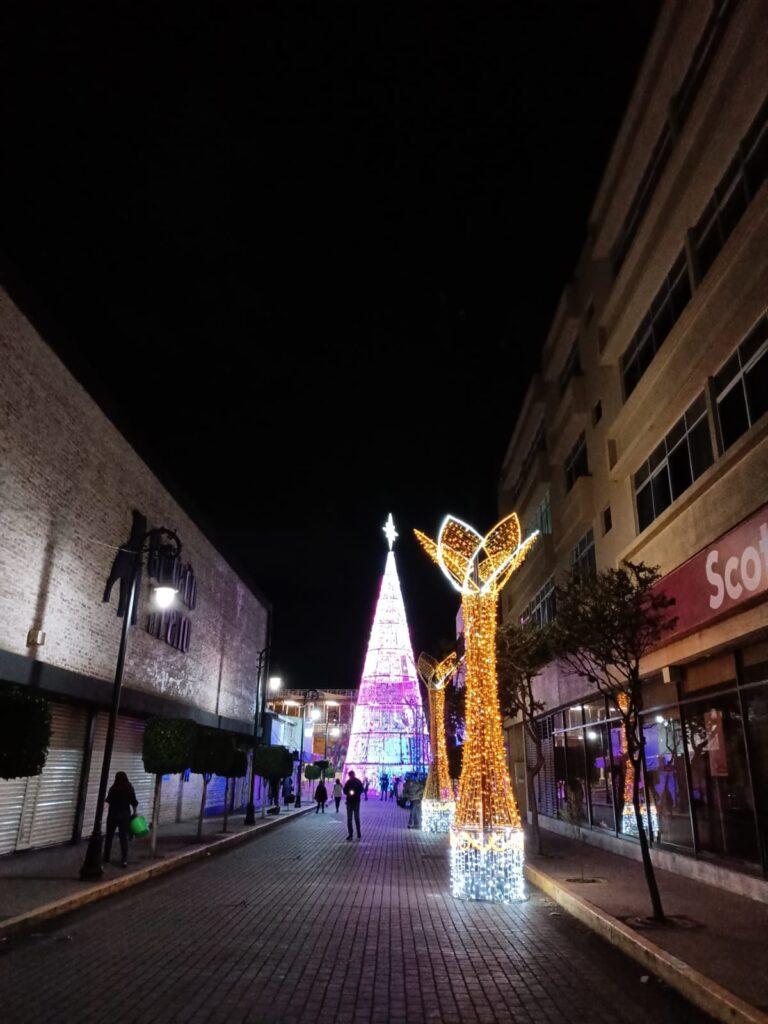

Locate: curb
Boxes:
[524,862,768,1024]
[0,805,314,941]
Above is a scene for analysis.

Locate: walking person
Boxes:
[332,778,343,813]
[363,776,370,801]
[391,777,400,803]
[104,771,138,868]
[379,773,389,800]
[343,770,364,841]
[314,779,328,813]
[282,775,294,808]
[405,776,425,829]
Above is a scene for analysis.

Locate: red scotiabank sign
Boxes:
[654,502,768,644]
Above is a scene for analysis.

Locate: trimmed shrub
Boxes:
[0,688,52,780]
[142,717,197,775]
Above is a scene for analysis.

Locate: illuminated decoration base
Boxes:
[450,826,525,902]
[344,516,430,790]
[422,798,455,833]
[621,803,659,838]
[415,513,538,904]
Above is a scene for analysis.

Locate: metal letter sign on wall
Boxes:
[146,563,196,654]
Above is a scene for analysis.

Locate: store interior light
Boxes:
[268,676,282,691]
[310,707,322,721]
[304,727,314,737]
[153,586,177,610]
[330,726,340,738]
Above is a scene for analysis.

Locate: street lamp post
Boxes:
[80,526,181,880]
[245,668,281,824]
[295,689,321,808]
[244,648,268,826]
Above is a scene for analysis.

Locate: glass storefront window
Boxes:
[642,710,693,849]
[608,717,647,837]
[743,685,768,868]
[584,699,607,724]
[684,692,759,864]
[564,726,589,826]
[586,723,615,831]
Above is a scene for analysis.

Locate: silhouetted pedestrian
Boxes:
[363,777,370,801]
[104,771,138,868]
[333,778,342,812]
[315,780,328,813]
[379,773,389,799]
[344,770,364,840]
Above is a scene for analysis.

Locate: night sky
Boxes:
[2,2,658,689]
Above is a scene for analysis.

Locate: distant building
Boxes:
[268,689,357,764]
[0,286,270,854]
[499,2,768,898]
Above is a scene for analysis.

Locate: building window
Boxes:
[714,312,768,451]
[633,392,714,533]
[592,400,602,426]
[564,432,588,492]
[525,490,552,538]
[602,506,612,535]
[611,1,733,273]
[507,421,546,505]
[520,577,556,626]
[571,529,596,580]
[621,252,691,398]
[559,340,582,396]
[693,98,768,282]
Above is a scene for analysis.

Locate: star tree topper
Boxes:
[383,512,399,550]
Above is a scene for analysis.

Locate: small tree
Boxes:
[497,620,554,855]
[220,749,248,833]
[142,717,198,855]
[304,763,321,782]
[0,688,52,780]
[553,561,676,922]
[252,745,294,817]
[191,728,235,838]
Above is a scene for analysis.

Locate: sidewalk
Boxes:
[525,828,768,1020]
[0,803,313,934]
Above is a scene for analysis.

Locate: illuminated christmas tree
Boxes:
[416,513,537,902]
[344,515,430,791]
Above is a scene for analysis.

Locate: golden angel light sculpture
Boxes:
[415,512,538,902]
[417,651,460,833]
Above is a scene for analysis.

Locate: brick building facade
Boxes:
[0,285,270,853]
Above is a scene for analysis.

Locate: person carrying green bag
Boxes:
[104,771,138,868]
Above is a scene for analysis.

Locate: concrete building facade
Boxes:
[499,1,768,898]
[0,286,271,854]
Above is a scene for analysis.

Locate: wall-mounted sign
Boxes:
[146,561,196,654]
[655,502,768,645]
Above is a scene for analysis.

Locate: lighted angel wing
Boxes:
[433,651,459,689]
[417,652,437,686]
[415,513,538,596]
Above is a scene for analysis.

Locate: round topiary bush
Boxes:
[0,687,52,780]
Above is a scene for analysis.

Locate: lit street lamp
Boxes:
[294,689,321,808]
[81,525,181,880]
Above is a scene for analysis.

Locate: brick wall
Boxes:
[0,287,268,725]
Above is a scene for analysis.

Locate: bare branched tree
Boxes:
[553,561,676,922]
[497,620,553,855]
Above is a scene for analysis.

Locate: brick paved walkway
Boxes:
[0,800,710,1024]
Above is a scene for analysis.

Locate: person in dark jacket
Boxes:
[343,770,364,840]
[104,771,138,867]
[315,780,328,813]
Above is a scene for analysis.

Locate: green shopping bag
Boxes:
[129,814,150,838]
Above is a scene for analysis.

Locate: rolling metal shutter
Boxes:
[15,704,88,851]
[82,714,155,835]
[0,778,27,856]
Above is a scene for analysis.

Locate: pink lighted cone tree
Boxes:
[344,515,430,792]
